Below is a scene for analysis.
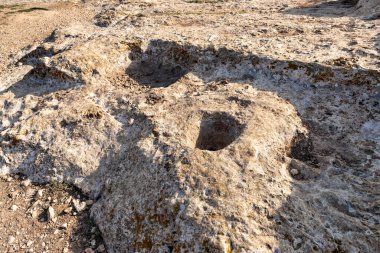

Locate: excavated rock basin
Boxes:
[195,112,244,151]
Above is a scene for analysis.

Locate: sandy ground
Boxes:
[0,1,94,75]
[0,2,106,253]
[0,175,106,253]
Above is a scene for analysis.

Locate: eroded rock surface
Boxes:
[0,0,379,252]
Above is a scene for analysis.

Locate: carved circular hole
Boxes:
[195,113,244,151]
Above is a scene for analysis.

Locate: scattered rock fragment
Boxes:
[47,206,57,223]
[26,241,34,248]
[36,189,44,198]
[59,223,68,229]
[63,207,73,214]
[25,188,36,198]
[21,179,31,187]
[290,168,299,176]
[84,248,94,253]
[73,199,87,212]
[8,236,15,245]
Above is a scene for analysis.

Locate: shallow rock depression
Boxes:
[0,0,379,252]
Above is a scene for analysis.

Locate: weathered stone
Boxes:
[47,206,57,223]
[0,0,379,252]
[8,236,15,245]
[72,199,86,212]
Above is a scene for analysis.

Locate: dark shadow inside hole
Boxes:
[288,132,321,180]
[125,45,189,88]
[196,112,244,151]
[290,132,315,163]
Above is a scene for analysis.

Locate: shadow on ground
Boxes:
[96,40,380,252]
[284,0,360,17]
[2,38,379,252]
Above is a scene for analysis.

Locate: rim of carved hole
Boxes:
[195,112,244,151]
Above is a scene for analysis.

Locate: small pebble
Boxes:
[31,209,39,219]
[37,189,44,198]
[63,207,73,214]
[60,223,68,229]
[8,236,15,244]
[47,206,57,223]
[21,179,31,187]
[10,205,18,211]
[25,188,36,198]
[73,199,86,212]
[290,168,299,176]
[27,240,34,247]
[86,199,94,206]
[84,248,94,253]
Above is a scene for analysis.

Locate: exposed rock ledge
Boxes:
[0,1,379,252]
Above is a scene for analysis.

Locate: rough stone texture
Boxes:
[356,0,380,14]
[0,0,379,252]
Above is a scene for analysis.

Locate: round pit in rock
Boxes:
[126,60,187,87]
[125,41,191,88]
[195,112,244,151]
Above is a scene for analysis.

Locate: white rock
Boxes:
[37,189,44,198]
[73,199,86,212]
[60,223,68,229]
[31,209,39,219]
[65,196,72,204]
[63,207,72,214]
[8,236,15,244]
[290,168,299,176]
[21,179,31,187]
[25,188,36,198]
[47,206,57,223]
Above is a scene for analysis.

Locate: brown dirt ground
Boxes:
[0,1,94,75]
[0,2,106,253]
[0,174,106,253]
